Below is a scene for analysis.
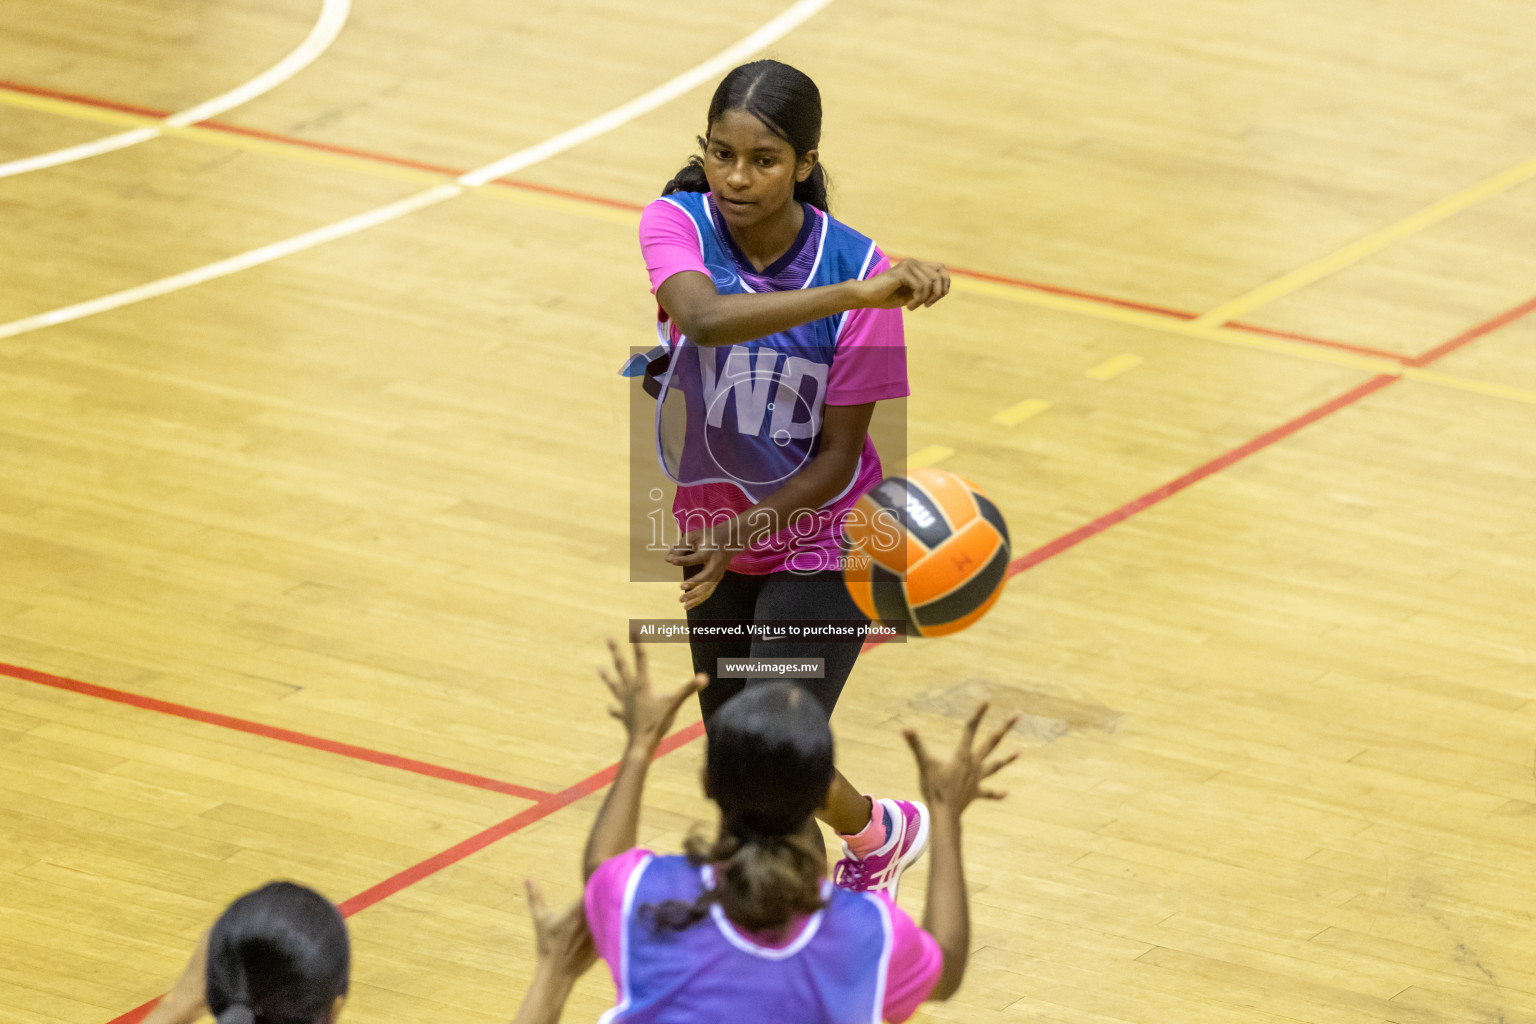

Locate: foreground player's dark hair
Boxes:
[663,59,831,212]
[206,881,350,1024]
[644,682,834,933]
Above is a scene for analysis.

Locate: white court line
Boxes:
[0,0,351,179]
[0,0,836,341]
[458,0,834,187]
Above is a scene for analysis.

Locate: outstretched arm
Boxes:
[509,880,597,1024]
[582,632,706,880]
[657,259,949,349]
[905,704,1019,1001]
[140,932,209,1024]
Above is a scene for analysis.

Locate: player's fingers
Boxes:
[899,283,921,307]
[962,701,989,747]
[977,787,1009,801]
[978,715,1020,758]
[597,667,621,697]
[908,264,938,301]
[908,263,938,304]
[682,583,716,609]
[631,635,648,678]
[524,878,548,920]
[668,674,704,710]
[605,635,631,685]
[925,268,948,306]
[666,532,702,560]
[982,751,1021,778]
[903,727,930,766]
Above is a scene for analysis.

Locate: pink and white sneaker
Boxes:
[832,798,931,902]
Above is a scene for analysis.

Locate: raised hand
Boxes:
[525,879,596,980]
[599,629,707,755]
[903,703,1019,815]
[510,880,596,1024]
[141,930,210,1024]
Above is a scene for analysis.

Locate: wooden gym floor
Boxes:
[1,1,1533,1022]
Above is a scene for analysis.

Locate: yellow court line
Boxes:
[0,88,150,129]
[476,186,642,227]
[1086,354,1143,380]
[903,445,955,469]
[166,125,443,186]
[950,276,1402,375]
[1399,367,1536,405]
[4,85,1532,405]
[1194,153,1536,327]
[952,276,1536,404]
[992,399,1051,426]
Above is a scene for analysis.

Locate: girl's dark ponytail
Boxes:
[645,827,825,935]
[641,682,835,936]
[662,60,831,214]
[712,830,825,933]
[662,149,710,197]
[793,163,830,214]
[206,882,349,1024]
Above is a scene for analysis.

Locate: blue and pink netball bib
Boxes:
[600,853,895,1024]
[646,191,880,504]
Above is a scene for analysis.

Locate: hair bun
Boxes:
[219,1004,257,1024]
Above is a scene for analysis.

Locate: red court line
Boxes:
[935,261,1404,360]
[1003,290,1536,579]
[337,721,706,916]
[859,290,1536,652]
[105,720,708,1024]
[1404,294,1536,367]
[202,120,649,212]
[0,79,166,119]
[92,291,1536,1021]
[0,663,553,802]
[0,79,650,211]
[1005,374,1399,577]
[934,262,1198,320]
[14,69,1528,1018]
[0,80,1408,361]
[1218,321,1408,362]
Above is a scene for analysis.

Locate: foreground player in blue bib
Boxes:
[582,633,1018,1024]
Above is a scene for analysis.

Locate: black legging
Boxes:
[684,568,870,723]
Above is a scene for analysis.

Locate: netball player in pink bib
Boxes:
[583,635,1017,1023]
[628,59,952,897]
